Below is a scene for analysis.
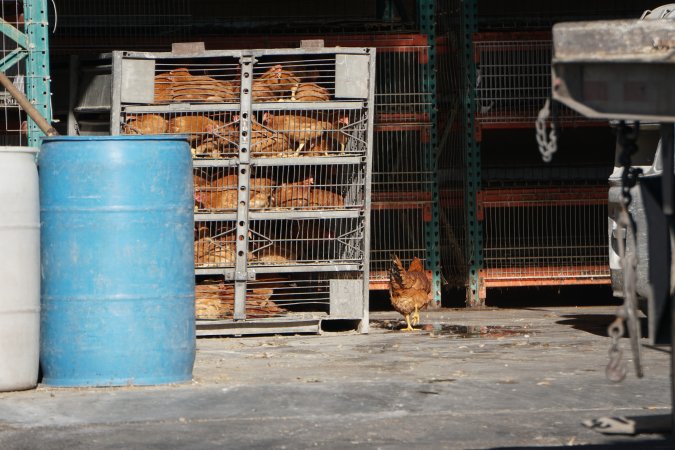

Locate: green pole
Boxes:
[418,0,442,305]
[23,0,53,147]
[461,0,484,306]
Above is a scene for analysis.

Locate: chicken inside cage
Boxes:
[121,108,364,159]
[119,53,368,159]
[248,217,364,265]
[195,277,290,320]
[151,56,335,105]
[195,272,350,320]
[193,169,276,212]
[194,217,363,268]
[193,164,361,213]
[194,222,242,267]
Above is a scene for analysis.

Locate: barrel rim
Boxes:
[0,146,39,154]
[41,135,190,143]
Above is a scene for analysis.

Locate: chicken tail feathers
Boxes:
[390,254,406,286]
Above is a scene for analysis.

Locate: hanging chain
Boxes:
[536,99,558,162]
[607,121,644,382]
[606,315,627,382]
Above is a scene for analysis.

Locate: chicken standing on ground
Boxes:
[389,255,432,331]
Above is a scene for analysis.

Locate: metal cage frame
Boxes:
[92,45,376,334]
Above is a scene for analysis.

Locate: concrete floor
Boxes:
[1,306,674,449]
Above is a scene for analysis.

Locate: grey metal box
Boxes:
[330,279,364,319]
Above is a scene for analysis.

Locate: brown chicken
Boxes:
[390,255,432,331]
[195,279,287,319]
[193,173,211,210]
[195,173,274,211]
[308,188,345,209]
[249,119,294,157]
[205,116,293,157]
[293,82,330,102]
[167,115,224,146]
[304,137,334,156]
[122,114,167,135]
[257,64,300,99]
[194,237,236,266]
[263,113,331,155]
[254,244,297,264]
[274,177,314,208]
[154,67,237,103]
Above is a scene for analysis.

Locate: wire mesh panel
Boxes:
[195,270,365,336]
[473,32,588,127]
[369,39,436,288]
[106,46,374,333]
[50,0,191,53]
[369,208,428,284]
[194,163,365,213]
[479,186,610,294]
[374,41,432,123]
[1,1,26,145]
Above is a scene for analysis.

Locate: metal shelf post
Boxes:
[418,0,442,305]
[23,0,52,146]
[461,0,484,306]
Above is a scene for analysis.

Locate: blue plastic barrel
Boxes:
[39,136,195,386]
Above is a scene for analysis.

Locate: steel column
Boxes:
[418,0,442,305]
[460,0,484,306]
[23,0,52,147]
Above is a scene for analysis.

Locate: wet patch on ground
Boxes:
[372,320,536,338]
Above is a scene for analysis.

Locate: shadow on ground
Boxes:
[556,313,648,338]
[484,438,675,450]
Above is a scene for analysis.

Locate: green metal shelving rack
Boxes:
[0,0,52,146]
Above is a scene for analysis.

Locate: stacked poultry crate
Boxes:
[107,44,375,334]
[195,34,437,294]
[472,31,611,301]
[361,36,435,291]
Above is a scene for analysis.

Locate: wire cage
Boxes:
[369,37,435,286]
[195,270,365,336]
[1,1,27,145]
[436,0,616,304]
[476,124,614,301]
[473,32,599,127]
[68,33,438,295]
[478,185,610,298]
[193,33,437,289]
[475,0,652,32]
[49,0,191,54]
[92,45,375,334]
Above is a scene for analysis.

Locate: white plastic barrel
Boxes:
[0,147,40,391]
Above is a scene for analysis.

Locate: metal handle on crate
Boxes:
[0,72,59,137]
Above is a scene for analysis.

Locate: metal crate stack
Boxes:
[472,31,611,300]
[167,33,440,300]
[106,44,375,334]
[367,36,436,295]
[437,0,615,305]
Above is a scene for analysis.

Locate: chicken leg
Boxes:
[403,314,418,332]
[412,306,420,326]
